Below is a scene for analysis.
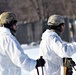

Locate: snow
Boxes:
[21,44,76,75]
[21,44,40,75]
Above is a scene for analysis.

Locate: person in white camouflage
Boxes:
[39,15,76,75]
[0,12,45,75]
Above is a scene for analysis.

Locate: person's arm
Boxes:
[49,35,76,57]
[4,35,36,71]
[3,35,45,71]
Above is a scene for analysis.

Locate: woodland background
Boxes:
[0,0,76,44]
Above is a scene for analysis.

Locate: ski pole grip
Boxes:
[40,56,45,67]
[40,56,43,59]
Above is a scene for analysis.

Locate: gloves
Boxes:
[36,56,45,68]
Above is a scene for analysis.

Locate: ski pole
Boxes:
[41,66,44,75]
[40,56,44,75]
[36,56,45,75]
[36,67,39,75]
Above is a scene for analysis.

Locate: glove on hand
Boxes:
[36,56,45,68]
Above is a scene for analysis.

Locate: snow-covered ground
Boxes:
[21,44,76,75]
[21,44,40,75]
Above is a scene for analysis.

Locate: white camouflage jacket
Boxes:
[0,27,36,75]
[40,29,76,75]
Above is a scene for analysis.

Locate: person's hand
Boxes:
[36,56,45,68]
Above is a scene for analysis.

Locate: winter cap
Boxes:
[0,12,17,26]
[48,15,65,26]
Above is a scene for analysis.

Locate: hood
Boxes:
[0,27,11,36]
[41,29,57,39]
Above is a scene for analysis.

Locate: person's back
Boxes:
[40,15,76,75]
[40,29,63,75]
[0,27,21,75]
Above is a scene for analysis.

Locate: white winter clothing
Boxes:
[40,29,76,75]
[0,27,36,75]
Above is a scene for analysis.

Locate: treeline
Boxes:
[0,0,76,44]
[0,0,76,23]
